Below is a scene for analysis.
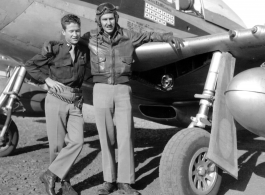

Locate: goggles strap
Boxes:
[96,3,116,15]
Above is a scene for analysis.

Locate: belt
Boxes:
[95,82,130,86]
[63,86,82,93]
[48,90,84,109]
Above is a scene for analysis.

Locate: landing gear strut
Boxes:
[0,66,26,157]
[160,52,226,195]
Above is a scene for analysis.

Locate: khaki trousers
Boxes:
[93,83,135,184]
[45,92,84,179]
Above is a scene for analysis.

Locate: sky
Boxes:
[222,0,265,28]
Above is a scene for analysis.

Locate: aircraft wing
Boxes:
[0,0,246,63]
[134,26,265,72]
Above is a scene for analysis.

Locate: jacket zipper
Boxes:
[110,37,115,84]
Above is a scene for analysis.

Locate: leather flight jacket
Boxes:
[81,25,174,85]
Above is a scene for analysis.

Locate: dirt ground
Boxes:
[0,104,265,195]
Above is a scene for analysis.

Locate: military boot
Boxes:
[118,183,141,195]
[61,180,78,195]
[39,169,57,195]
[98,182,117,195]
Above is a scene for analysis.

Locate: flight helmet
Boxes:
[95,2,119,27]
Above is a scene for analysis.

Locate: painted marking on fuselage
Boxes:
[127,20,155,33]
[144,2,174,26]
[145,0,173,13]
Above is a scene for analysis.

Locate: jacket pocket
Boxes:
[121,57,133,65]
[53,59,73,79]
[91,56,106,73]
[117,56,133,74]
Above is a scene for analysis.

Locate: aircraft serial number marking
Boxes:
[127,20,155,33]
[144,2,175,26]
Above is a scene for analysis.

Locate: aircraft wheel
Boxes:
[159,127,222,195]
[0,115,19,157]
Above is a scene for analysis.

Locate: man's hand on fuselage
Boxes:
[161,32,185,50]
[169,36,185,49]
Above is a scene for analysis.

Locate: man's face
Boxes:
[100,13,116,35]
[62,22,81,45]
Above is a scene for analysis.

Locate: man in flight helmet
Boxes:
[87,3,184,195]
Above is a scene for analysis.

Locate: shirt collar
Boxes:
[62,39,79,51]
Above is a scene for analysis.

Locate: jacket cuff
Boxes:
[161,32,173,42]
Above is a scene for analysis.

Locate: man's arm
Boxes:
[42,33,90,56]
[25,52,66,93]
[79,32,90,47]
[41,40,61,56]
[128,30,184,49]
[24,54,51,84]
[83,48,92,82]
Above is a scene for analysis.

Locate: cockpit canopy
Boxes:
[167,0,246,30]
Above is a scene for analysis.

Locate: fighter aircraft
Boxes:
[1,0,265,195]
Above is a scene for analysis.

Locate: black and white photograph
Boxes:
[0,0,265,195]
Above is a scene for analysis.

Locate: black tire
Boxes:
[0,115,19,157]
[159,128,222,195]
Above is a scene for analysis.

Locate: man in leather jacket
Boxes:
[43,3,184,195]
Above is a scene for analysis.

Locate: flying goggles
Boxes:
[96,3,117,15]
